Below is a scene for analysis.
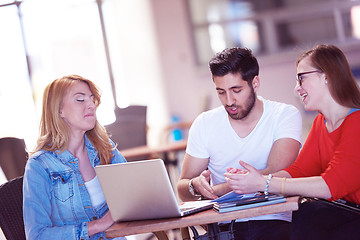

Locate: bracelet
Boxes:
[281,178,286,195]
[265,174,272,196]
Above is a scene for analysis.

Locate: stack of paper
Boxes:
[212,191,286,213]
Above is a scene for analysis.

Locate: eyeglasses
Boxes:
[296,70,322,86]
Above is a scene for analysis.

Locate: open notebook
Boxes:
[95,159,213,222]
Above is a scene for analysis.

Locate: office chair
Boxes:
[105,105,148,161]
[0,137,28,180]
[0,176,25,240]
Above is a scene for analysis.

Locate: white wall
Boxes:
[106,0,170,146]
[150,0,216,123]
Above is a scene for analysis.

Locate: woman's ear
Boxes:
[322,73,328,84]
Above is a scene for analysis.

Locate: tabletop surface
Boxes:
[120,140,187,159]
[106,196,299,238]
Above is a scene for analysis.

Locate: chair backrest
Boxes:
[0,176,25,240]
[0,137,28,180]
[105,105,147,151]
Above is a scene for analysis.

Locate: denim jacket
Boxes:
[23,135,127,240]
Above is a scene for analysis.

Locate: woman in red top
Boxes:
[224,44,360,240]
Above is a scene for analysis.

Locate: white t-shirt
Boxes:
[186,96,302,222]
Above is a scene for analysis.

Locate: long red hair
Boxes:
[32,75,114,164]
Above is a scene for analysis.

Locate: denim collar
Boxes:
[54,134,98,165]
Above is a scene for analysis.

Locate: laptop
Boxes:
[95,159,213,222]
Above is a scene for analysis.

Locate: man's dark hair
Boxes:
[209,47,259,85]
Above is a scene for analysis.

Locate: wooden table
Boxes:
[106,196,299,239]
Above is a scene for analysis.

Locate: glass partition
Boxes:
[187,0,360,66]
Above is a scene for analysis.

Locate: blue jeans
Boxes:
[291,198,360,240]
[219,220,290,240]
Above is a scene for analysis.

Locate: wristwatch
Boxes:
[188,179,201,197]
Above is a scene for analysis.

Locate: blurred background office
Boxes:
[1,0,360,181]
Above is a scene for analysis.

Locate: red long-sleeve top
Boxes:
[285,110,360,204]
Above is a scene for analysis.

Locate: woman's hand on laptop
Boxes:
[87,211,115,237]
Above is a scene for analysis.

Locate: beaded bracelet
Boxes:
[264,174,273,196]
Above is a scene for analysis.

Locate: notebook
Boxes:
[95,159,213,222]
[213,192,286,213]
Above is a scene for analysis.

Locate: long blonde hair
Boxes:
[32,75,114,164]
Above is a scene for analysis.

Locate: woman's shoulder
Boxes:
[347,108,360,118]
[28,150,51,162]
[110,145,127,164]
[343,109,360,126]
[25,150,54,178]
[27,149,67,171]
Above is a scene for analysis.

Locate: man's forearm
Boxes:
[177,178,199,201]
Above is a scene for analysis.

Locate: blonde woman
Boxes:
[23,75,126,239]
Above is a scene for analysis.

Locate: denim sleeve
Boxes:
[110,144,127,164]
[23,157,90,240]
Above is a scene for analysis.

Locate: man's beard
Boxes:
[226,89,256,120]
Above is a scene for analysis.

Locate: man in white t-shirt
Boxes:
[177,47,302,240]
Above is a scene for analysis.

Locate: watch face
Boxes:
[189,180,199,197]
[189,184,195,195]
